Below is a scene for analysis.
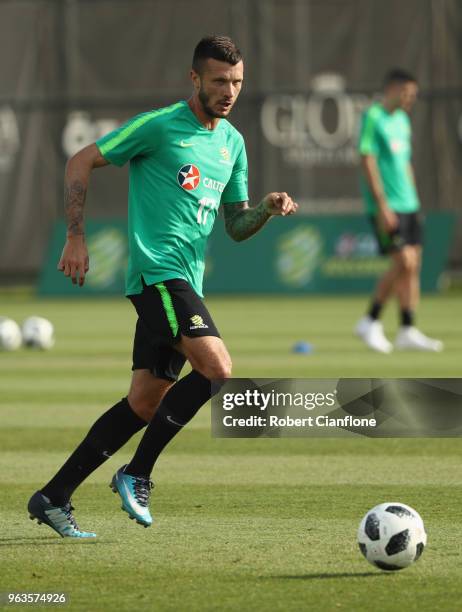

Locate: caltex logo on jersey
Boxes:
[178,164,201,191]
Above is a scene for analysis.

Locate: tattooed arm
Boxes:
[223,192,298,242]
[58,144,108,286]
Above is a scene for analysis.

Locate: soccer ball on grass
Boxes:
[0,317,22,351]
[358,502,426,571]
[21,316,55,350]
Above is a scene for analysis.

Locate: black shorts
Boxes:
[128,278,220,381]
[370,211,423,255]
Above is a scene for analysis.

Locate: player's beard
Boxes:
[198,87,231,119]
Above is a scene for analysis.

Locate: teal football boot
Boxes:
[110,465,153,527]
[27,491,96,538]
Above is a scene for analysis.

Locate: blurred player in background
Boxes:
[27,35,297,537]
[355,69,443,354]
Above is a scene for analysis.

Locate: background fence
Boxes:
[1,0,461,282]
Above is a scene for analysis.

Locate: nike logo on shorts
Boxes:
[179,140,195,147]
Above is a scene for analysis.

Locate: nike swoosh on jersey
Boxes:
[179,141,195,147]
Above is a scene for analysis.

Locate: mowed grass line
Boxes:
[0,294,461,378]
[1,448,462,488]
[0,293,461,611]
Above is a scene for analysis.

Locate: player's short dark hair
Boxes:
[192,35,242,73]
[384,68,417,87]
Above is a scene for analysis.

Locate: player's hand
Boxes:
[378,205,398,233]
[262,192,298,216]
[57,235,89,287]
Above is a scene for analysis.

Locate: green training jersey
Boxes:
[96,100,248,297]
[358,102,420,215]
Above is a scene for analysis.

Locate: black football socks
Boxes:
[400,308,414,327]
[41,398,147,506]
[368,301,383,321]
[125,370,222,478]
[369,302,414,326]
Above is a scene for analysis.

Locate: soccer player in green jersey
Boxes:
[355,69,443,354]
[27,36,298,537]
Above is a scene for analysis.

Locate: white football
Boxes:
[21,316,55,350]
[358,502,427,571]
[0,317,22,351]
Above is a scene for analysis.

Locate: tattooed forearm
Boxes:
[64,180,86,236]
[62,144,109,237]
[223,201,271,242]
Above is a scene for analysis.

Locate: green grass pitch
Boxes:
[0,292,461,611]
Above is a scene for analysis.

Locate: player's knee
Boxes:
[128,395,158,422]
[395,250,417,275]
[401,256,418,275]
[199,357,232,381]
[128,380,173,422]
[213,360,233,380]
